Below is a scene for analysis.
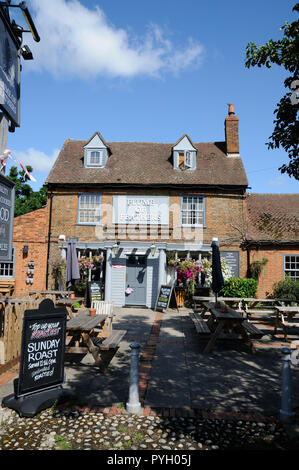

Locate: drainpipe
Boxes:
[46,192,54,289]
[245,240,251,278]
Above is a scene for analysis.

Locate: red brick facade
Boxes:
[11,206,48,295]
[249,247,299,297]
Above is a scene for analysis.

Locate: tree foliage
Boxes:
[245,3,299,179]
[7,166,47,217]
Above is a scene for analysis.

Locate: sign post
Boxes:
[2,299,73,417]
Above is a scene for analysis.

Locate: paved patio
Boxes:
[0,307,299,419]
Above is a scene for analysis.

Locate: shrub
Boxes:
[272,279,299,302]
[220,277,258,298]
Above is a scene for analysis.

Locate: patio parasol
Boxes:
[65,238,80,291]
[211,237,224,302]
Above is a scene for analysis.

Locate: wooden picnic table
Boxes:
[65,310,127,371]
[55,297,85,319]
[193,296,294,319]
[274,306,299,341]
[66,311,108,364]
[194,301,264,354]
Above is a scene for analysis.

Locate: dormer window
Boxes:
[84,132,109,168]
[88,150,103,166]
[173,135,197,171]
[178,151,193,169]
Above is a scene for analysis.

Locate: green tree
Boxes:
[245,3,299,180]
[7,165,47,216]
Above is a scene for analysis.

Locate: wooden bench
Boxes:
[190,311,211,335]
[242,320,265,339]
[92,329,127,372]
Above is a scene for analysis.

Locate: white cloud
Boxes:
[25,0,204,78]
[12,148,59,172]
[269,175,288,187]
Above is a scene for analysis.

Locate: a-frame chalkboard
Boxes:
[2,299,73,417]
[86,280,103,308]
[155,284,179,312]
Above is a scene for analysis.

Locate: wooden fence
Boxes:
[0,296,56,367]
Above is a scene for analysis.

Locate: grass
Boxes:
[55,435,71,450]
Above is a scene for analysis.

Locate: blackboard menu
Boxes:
[220,251,240,278]
[16,299,67,398]
[156,285,173,311]
[0,174,15,262]
[86,281,103,307]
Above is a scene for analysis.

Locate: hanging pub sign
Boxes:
[0,173,15,261]
[0,7,21,127]
[86,280,103,308]
[155,284,178,312]
[2,299,71,417]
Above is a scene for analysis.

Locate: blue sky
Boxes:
[4,0,299,194]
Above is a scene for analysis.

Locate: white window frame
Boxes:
[77,193,102,225]
[0,247,15,278]
[86,149,104,167]
[177,150,194,170]
[180,195,205,227]
[284,254,299,281]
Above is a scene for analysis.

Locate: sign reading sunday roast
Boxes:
[17,300,67,396]
[2,299,71,417]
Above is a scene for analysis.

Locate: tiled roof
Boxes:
[246,193,299,242]
[45,138,248,187]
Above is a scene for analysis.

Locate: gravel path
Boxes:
[1,406,299,451]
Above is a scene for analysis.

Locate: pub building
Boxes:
[43,104,248,307]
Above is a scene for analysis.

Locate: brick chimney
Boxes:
[225,104,239,155]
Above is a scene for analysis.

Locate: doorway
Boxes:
[125,255,147,306]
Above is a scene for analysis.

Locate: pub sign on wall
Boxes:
[0,173,15,261]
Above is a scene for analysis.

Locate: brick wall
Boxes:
[250,247,299,297]
[49,187,246,244]
[12,206,48,295]
[46,187,246,287]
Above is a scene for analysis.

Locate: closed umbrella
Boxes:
[211,238,224,302]
[65,239,80,290]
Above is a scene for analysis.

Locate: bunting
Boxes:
[0,149,37,182]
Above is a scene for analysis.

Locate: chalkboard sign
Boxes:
[16,299,67,398]
[86,280,103,307]
[220,251,240,278]
[155,285,178,312]
[0,174,15,262]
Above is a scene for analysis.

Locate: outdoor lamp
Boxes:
[112,241,120,256]
[150,244,156,257]
[21,45,33,60]
[22,245,28,256]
